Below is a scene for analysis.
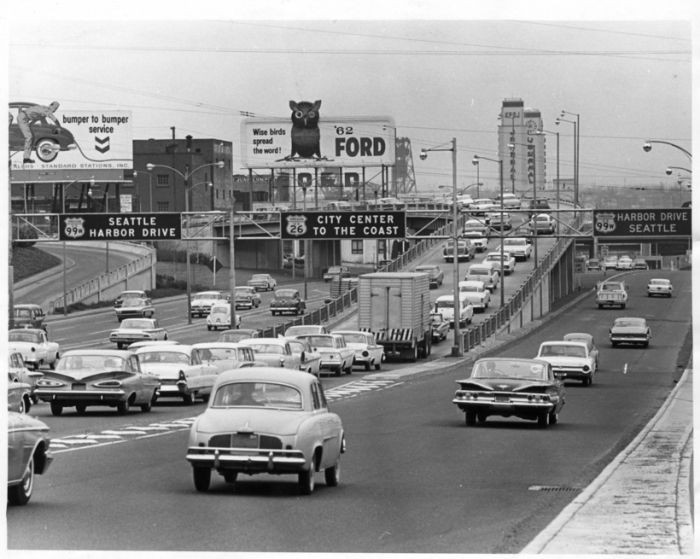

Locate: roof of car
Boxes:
[540,340,588,347]
[214,366,314,388]
[62,349,134,357]
[134,344,192,353]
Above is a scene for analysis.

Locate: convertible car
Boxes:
[452,357,565,428]
[34,349,160,416]
[7,411,54,505]
[186,367,345,495]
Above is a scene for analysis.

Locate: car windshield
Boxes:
[121,319,153,329]
[57,354,126,371]
[250,275,268,281]
[601,283,623,291]
[614,318,645,328]
[122,298,146,307]
[539,344,587,358]
[138,351,190,364]
[248,343,285,354]
[650,279,669,285]
[468,269,488,276]
[275,289,298,298]
[300,336,333,348]
[195,292,220,299]
[235,288,253,296]
[219,331,255,343]
[459,285,480,292]
[199,347,241,361]
[471,359,547,381]
[286,326,323,336]
[9,331,42,343]
[13,309,32,318]
[505,239,526,246]
[212,381,302,410]
[338,333,367,344]
[435,299,454,309]
[210,306,229,315]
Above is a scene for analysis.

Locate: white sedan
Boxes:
[8,328,60,370]
[109,318,168,349]
[647,278,673,297]
[332,330,385,371]
[294,334,355,376]
[191,342,258,373]
[238,338,303,370]
[285,337,322,376]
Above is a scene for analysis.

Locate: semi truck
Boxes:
[357,272,432,361]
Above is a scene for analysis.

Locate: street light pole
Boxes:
[420,138,462,356]
[643,139,692,161]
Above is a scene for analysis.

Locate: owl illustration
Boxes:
[288,100,322,159]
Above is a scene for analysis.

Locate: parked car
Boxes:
[185,367,345,494]
[8,328,60,370]
[35,349,160,415]
[270,288,306,316]
[414,264,444,288]
[238,337,304,370]
[206,302,241,331]
[284,337,322,376]
[485,251,516,275]
[294,334,355,376]
[457,280,491,312]
[609,317,652,348]
[563,332,600,370]
[115,297,155,321]
[586,258,602,272]
[191,342,258,372]
[247,273,277,292]
[528,213,555,234]
[12,303,47,331]
[633,258,649,270]
[464,262,500,292]
[233,286,261,309]
[535,340,597,386]
[433,293,474,328]
[9,351,43,402]
[616,255,634,270]
[7,411,54,505]
[8,373,33,413]
[113,290,148,308]
[647,278,673,297]
[452,357,565,427]
[501,237,532,261]
[109,317,168,349]
[323,265,350,282]
[190,291,229,318]
[596,280,628,309]
[284,324,329,338]
[135,344,220,404]
[332,330,385,371]
[430,312,451,342]
[218,328,260,343]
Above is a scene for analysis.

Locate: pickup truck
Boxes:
[596,280,628,309]
[500,237,532,261]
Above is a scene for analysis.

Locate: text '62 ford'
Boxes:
[186,367,345,495]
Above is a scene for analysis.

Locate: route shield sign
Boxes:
[59,213,181,241]
[281,211,406,239]
[593,208,691,237]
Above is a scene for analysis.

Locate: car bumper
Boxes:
[552,368,592,381]
[610,335,649,344]
[110,334,157,344]
[35,388,128,404]
[648,289,671,296]
[187,446,307,474]
[452,397,556,415]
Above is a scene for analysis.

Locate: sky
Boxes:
[2,1,697,195]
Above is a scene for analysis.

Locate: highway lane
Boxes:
[8,269,692,553]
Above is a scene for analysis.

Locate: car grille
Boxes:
[208,433,283,449]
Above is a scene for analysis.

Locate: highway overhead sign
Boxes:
[59,213,182,241]
[281,211,406,239]
[593,208,691,237]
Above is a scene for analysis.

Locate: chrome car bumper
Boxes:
[35,388,127,403]
[187,447,307,473]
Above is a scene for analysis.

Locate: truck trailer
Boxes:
[357,272,432,361]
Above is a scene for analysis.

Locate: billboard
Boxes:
[59,213,181,241]
[9,102,133,183]
[242,109,395,169]
[281,211,406,240]
[593,209,691,237]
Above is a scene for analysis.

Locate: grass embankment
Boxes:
[11,247,61,282]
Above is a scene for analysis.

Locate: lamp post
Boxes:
[643,140,692,161]
[146,161,224,324]
[555,114,579,206]
[420,138,462,356]
[472,158,481,197]
[666,166,692,175]
[473,154,505,309]
[133,170,154,211]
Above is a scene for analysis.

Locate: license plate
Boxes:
[494,394,510,403]
[72,383,86,390]
[231,434,258,448]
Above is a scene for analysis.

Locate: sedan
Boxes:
[186,367,345,494]
[135,344,220,404]
[610,317,652,348]
[563,332,600,370]
[295,334,355,376]
[9,351,44,402]
[8,374,33,414]
[415,264,444,288]
[218,328,260,343]
[616,255,634,270]
[430,312,451,343]
[34,349,160,415]
[647,278,673,297]
[115,297,156,321]
[332,330,385,371]
[9,101,77,162]
[452,357,565,428]
[190,291,230,318]
[247,273,277,292]
[8,328,60,370]
[485,251,516,275]
[285,337,322,376]
[7,411,54,506]
[633,258,649,270]
[238,338,303,370]
[528,213,555,234]
[206,302,242,331]
[535,340,597,386]
[109,318,168,349]
[191,342,258,372]
[233,286,262,309]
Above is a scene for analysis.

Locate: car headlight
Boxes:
[583,365,590,372]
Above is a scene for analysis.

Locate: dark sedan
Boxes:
[452,357,565,428]
[8,411,54,505]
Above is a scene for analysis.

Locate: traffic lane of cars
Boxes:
[8,272,691,553]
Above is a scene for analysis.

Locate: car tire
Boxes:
[224,472,238,484]
[140,399,152,412]
[334,367,341,377]
[193,467,211,492]
[50,402,63,416]
[117,398,130,415]
[76,403,87,415]
[207,325,212,331]
[465,411,477,426]
[477,412,488,424]
[35,138,60,162]
[548,410,559,425]
[537,412,550,428]
[298,468,315,495]
[375,360,382,370]
[116,342,124,349]
[182,392,195,405]
[8,455,34,506]
[324,462,340,487]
